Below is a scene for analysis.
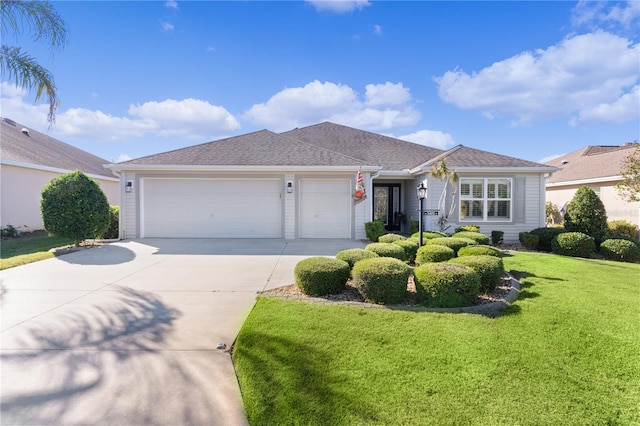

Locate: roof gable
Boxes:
[545,143,638,183]
[418,145,550,169]
[0,117,115,178]
[120,129,373,167]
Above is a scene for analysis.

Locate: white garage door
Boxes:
[142,178,282,238]
[299,178,352,238]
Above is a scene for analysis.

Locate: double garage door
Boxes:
[141,177,352,238]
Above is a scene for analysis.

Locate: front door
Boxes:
[373,184,402,232]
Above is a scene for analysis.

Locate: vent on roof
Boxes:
[560,160,569,165]
[21,128,30,136]
[3,118,16,126]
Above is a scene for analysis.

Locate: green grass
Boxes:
[0,234,75,269]
[233,251,640,425]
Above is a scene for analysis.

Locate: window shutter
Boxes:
[514,176,526,223]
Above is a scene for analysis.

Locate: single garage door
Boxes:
[142,178,282,238]
[299,178,351,238]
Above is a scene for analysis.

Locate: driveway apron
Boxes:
[0,238,364,425]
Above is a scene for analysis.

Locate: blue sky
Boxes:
[1,0,638,164]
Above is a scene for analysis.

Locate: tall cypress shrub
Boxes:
[563,186,608,244]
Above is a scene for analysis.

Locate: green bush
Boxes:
[413,263,480,308]
[415,245,456,264]
[1,224,22,238]
[607,220,639,240]
[352,257,411,304]
[451,231,490,245]
[411,231,447,240]
[455,225,479,233]
[100,205,119,239]
[409,219,419,235]
[491,230,504,246]
[365,242,407,261]
[335,248,379,269]
[528,227,566,252]
[519,232,539,250]
[294,257,350,296]
[378,233,406,243]
[393,239,419,264]
[551,232,595,258]
[458,245,504,258]
[426,237,475,255]
[365,220,385,242]
[40,170,110,246]
[564,186,608,244]
[449,255,504,293]
[600,239,640,263]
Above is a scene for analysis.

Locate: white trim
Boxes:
[1,158,119,182]
[546,175,622,187]
[106,164,382,173]
[409,165,558,174]
[459,177,513,223]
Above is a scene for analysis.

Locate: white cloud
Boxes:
[398,130,455,150]
[572,1,640,30]
[164,0,178,9]
[244,80,420,132]
[161,22,174,32]
[0,83,240,142]
[373,24,382,35]
[116,153,132,163]
[570,84,640,126]
[435,31,639,126]
[538,153,566,164]
[306,0,370,13]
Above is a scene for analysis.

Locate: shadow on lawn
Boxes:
[234,332,379,424]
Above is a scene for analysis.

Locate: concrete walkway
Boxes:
[0,238,364,425]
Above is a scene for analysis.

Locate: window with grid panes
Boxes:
[460,178,512,221]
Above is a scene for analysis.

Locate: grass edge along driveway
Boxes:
[0,234,75,270]
[233,251,640,425]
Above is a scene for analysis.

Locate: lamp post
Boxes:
[417,182,427,247]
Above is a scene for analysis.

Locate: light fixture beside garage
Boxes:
[126,180,133,192]
[286,181,293,193]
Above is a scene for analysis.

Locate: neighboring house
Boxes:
[107,122,556,242]
[0,117,119,231]
[545,144,640,227]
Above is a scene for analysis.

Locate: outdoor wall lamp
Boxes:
[126,181,133,193]
[286,181,293,193]
[417,182,427,247]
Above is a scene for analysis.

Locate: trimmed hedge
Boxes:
[491,230,504,246]
[600,239,640,263]
[551,232,595,258]
[411,231,448,240]
[335,249,379,269]
[294,257,350,296]
[457,245,504,258]
[100,205,119,239]
[393,239,419,264]
[451,231,490,245]
[455,225,479,233]
[519,232,539,250]
[352,257,412,304]
[365,243,407,261]
[415,245,455,264]
[426,237,476,255]
[365,221,385,242]
[449,255,504,293]
[529,227,566,252]
[378,233,407,243]
[413,263,480,308]
[607,220,639,240]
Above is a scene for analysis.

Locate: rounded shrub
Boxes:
[564,186,608,244]
[415,244,455,264]
[378,233,406,243]
[606,220,639,240]
[449,255,504,293]
[393,239,419,264]
[352,257,411,304]
[365,242,407,261]
[426,237,476,255]
[600,239,640,263]
[100,205,119,239]
[335,248,379,269]
[413,263,480,308]
[411,231,447,240]
[458,245,504,258]
[451,231,490,245]
[551,232,595,258]
[528,227,566,252]
[519,232,540,250]
[294,257,350,296]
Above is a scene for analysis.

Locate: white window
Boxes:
[460,178,512,222]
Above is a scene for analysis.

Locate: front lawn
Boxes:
[233,251,640,425]
[0,234,75,270]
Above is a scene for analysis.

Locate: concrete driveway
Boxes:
[0,238,364,425]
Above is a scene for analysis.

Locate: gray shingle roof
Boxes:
[120,129,373,167]
[423,145,551,169]
[282,122,445,170]
[545,144,638,183]
[0,117,116,178]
